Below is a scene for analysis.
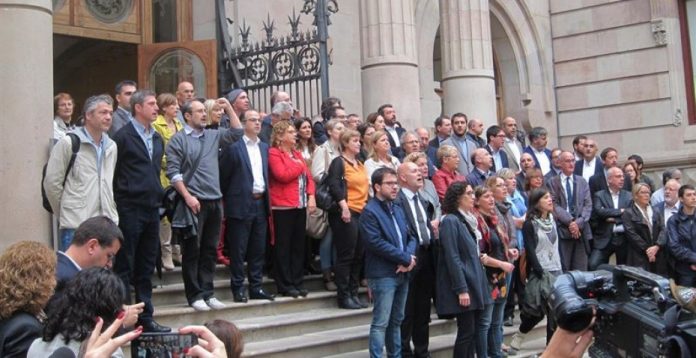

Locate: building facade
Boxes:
[0,0,694,250]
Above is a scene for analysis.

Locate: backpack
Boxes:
[42,133,80,213]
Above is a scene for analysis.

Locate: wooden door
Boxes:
[138,40,217,98]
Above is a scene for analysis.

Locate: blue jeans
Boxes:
[477,303,493,358]
[488,299,507,358]
[319,227,334,270]
[368,274,410,358]
[59,228,76,251]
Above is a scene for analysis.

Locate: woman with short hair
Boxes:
[53,92,75,140]
[623,182,665,272]
[0,241,56,358]
[432,145,466,202]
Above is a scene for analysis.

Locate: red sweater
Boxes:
[268,147,316,208]
[432,168,467,202]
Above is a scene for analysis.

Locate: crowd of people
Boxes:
[1,78,693,357]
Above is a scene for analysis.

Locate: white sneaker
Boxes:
[510,331,526,351]
[191,299,211,311]
[206,297,226,310]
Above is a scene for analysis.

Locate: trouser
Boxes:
[114,203,160,321]
[559,238,588,271]
[181,200,222,304]
[159,217,173,267]
[504,258,526,320]
[589,235,627,271]
[401,245,435,357]
[319,227,335,270]
[368,274,410,358]
[272,208,307,293]
[329,210,364,300]
[454,309,481,358]
[227,198,267,292]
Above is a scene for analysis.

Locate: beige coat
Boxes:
[44,128,119,229]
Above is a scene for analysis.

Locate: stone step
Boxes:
[152,264,230,286]
[321,314,549,358]
[152,289,368,328]
[242,316,457,358]
[150,273,328,306]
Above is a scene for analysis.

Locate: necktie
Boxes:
[389,203,404,251]
[565,176,575,216]
[413,193,430,247]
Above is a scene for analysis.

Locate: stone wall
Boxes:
[550,0,696,183]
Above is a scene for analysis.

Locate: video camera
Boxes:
[549,265,696,358]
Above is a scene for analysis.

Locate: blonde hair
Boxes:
[270,120,294,148]
[368,130,391,161]
[0,241,56,319]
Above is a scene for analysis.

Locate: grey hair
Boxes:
[83,94,114,116]
[496,168,516,180]
[400,131,418,145]
[528,126,548,141]
[271,101,293,116]
[130,90,157,116]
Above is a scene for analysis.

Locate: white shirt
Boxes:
[504,137,521,165]
[664,201,680,226]
[244,135,266,194]
[581,157,598,182]
[533,147,551,175]
[401,187,430,245]
[385,125,401,147]
[489,145,503,170]
[610,189,624,233]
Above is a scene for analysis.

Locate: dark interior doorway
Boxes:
[54,34,138,119]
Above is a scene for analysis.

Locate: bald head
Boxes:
[502,117,517,139]
[472,148,492,171]
[559,151,575,175]
[468,118,484,136]
[398,162,423,192]
[607,167,625,191]
[415,128,429,151]
[176,81,194,105]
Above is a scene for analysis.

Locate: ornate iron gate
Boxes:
[216,0,338,118]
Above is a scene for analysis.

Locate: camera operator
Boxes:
[667,184,696,286]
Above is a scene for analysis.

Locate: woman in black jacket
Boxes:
[623,182,665,273]
[326,129,370,309]
[436,182,491,358]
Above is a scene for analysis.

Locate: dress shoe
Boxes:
[338,297,362,309]
[249,289,275,301]
[139,320,171,333]
[280,289,300,298]
[352,295,368,308]
[296,287,309,297]
[232,290,248,303]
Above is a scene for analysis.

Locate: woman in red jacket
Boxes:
[268,121,317,298]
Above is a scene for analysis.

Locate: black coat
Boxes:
[0,312,42,358]
[112,122,164,208]
[436,212,491,317]
[622,204,664,270]
[591,189,632,249]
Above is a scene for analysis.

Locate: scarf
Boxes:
[460,209,483,244]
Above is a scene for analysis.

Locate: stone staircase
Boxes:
[141,265,547,357]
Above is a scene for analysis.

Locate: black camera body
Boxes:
[549,265,696,358]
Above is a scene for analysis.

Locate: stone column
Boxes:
[359,0,422,130]
[0,0,53,251]
[439,0,497,125]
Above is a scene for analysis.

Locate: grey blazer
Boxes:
[109,107,131,137]
[441,135,477,176]
[547,174,593,249]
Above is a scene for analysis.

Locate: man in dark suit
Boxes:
[588,147,632,196]
[466,148,493,188]
[589,167,633,270]
[484,125,509,172]
[379,104,406,151]
[547,151,592,271]
[523,127,552,176]
[573,138,603,182]
[360,167,417,357]
[466,118,486,148]
[112,89,170,333]
[220,109,275,303]
[108,80,136,136]
[544,148,562,183]
[428,115,451,150]
[396,162,436,358]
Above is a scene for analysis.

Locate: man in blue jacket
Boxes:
[360,167,417,358]
[668,184,696,286]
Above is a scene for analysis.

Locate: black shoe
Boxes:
[504,316,514,327]
[249,289,275,301]
[352,295,368,308]
[296,287,309,297]
[139,320,171,333]
[338,297,362,309]
[232,290,248,303]
[280,289,300,298]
